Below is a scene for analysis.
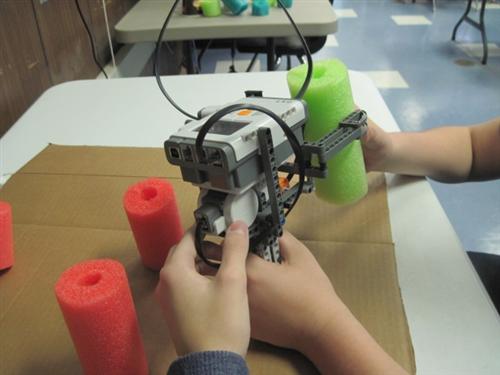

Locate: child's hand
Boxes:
[156,221,250,357]
[245,231,344,353]
[361,118,394,172]
[195,230,408,375]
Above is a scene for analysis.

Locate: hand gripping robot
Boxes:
[157,0,367,267]
[164,91,367,268]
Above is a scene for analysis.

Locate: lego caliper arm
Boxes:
[279,109,368,179]
[279,109,368,209]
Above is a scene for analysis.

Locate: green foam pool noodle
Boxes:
[287,59,368,205]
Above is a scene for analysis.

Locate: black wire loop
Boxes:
[154,0,314,117]
[194,103,306,268]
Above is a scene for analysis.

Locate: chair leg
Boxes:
[266,37,276,71]
[451,0,488,64]
[286,55,292,70]
[452,0,473,41]
[229,40,237,72]
[478,0,488,64]
[274,56,282,70]
[182,41,198,74]
[197,40,213,71]
[246,53,259,72]
[296,55,305,65]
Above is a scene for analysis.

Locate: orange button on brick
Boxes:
[237,109,252,116]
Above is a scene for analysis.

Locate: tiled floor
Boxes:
[391,14,432,24]
[334,8,358,17]
[197,0,500,255]
[363,70,410,88]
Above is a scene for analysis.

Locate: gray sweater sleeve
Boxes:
[167,351,249,375]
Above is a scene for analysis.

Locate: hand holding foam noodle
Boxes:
[124,178,183,271]
[287,59,368,204]
[55,259,148,375]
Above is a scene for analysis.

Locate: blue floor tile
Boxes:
[331,0,500,255]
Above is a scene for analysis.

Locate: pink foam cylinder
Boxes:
[0,201,14,270]
[123,178,183,271]
[54,259,148,375]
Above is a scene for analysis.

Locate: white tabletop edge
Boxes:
[115,0,338,43]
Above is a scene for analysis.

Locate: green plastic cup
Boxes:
[201,0,222,17]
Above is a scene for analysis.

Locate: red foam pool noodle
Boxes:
[0,201,14,270]
[123,178,183,270]
[55,259,148,375]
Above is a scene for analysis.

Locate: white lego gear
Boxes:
[223,189,259,228]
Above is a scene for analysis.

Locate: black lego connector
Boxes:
[245,90,263,98]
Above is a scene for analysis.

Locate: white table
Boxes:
[1,72,500,374]
[115,0,337,71]
[115,0,338,43]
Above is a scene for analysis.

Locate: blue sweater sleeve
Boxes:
[167,351,249,375]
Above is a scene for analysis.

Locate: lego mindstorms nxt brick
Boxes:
[164,94,367,267]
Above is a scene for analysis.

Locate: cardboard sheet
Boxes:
[7,145,392,243]
[0,145,415,374]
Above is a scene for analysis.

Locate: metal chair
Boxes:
[236,35,328,71]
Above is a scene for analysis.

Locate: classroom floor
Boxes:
[197,0,500,256]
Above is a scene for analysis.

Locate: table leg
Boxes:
[478,0,488,64]
[451,0,488,65]
[451,0,472,41]
[183,41,198,74]
[266,38,276,71]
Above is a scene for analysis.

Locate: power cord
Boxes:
[154,0,199,120]
[276,0,312,99]
[154,0,313,116]
[74,0,108,79]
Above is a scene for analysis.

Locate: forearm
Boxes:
[381,127,473,183]
[301,304,408,375]
[468,117,500,181]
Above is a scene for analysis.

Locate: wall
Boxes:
[0,0,137,137]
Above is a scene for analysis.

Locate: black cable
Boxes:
[273,0,313,182]
[197,40,213,70]
[155,1,314,267]
[74,0,108,79]
[154,0,198,118]
[194,103,306,268]
[154,0,199,120]
[155,0,313,117]
[195,222,221,268]
[195,103,306,215]
[276,0,313,99]
[229,40,237,73]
